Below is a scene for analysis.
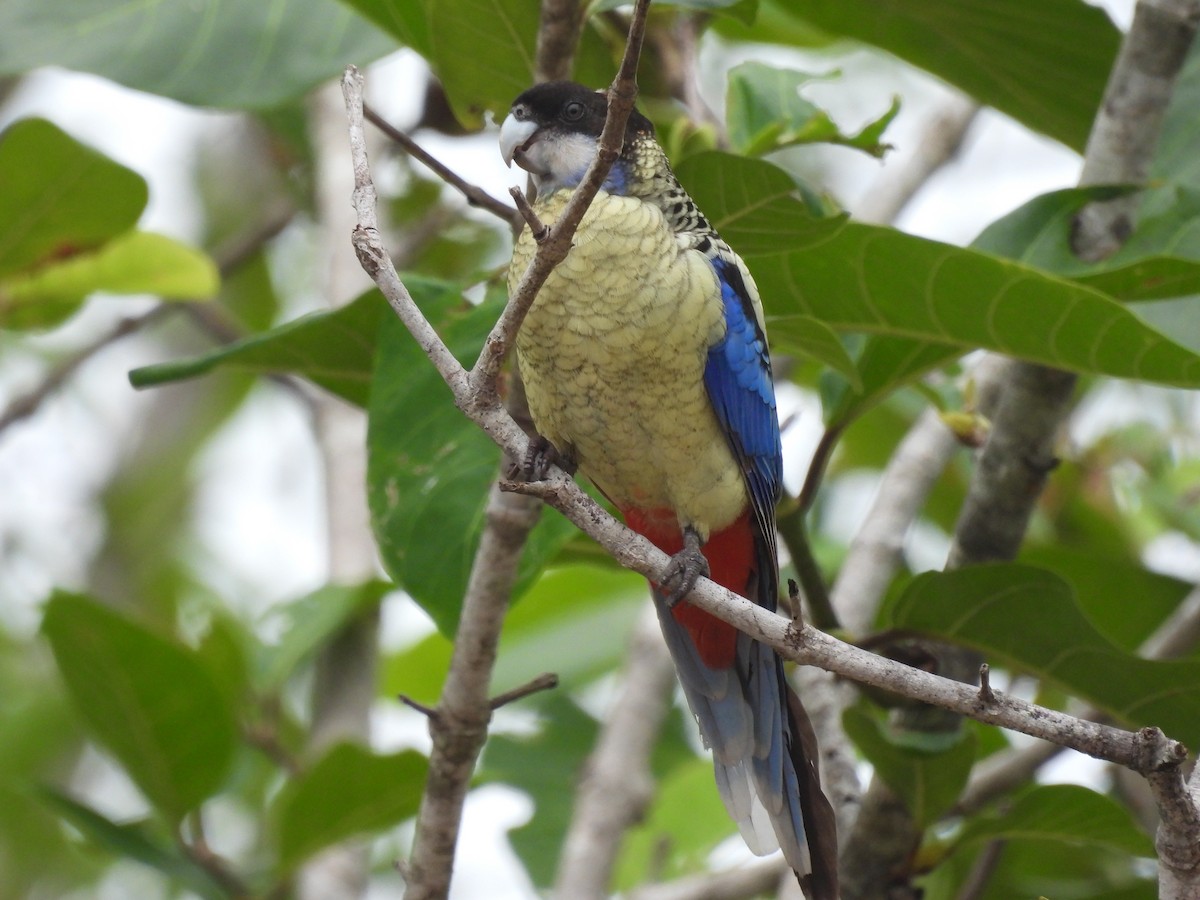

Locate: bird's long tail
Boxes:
[630,509,838,900]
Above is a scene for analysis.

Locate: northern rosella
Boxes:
[501,81,837,898]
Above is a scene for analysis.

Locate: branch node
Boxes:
[489,672,559,709]
[977,663,996,704]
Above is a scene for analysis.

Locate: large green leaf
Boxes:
[957,784,1154,857]
[0,118,146,278]
[41,593,238,822]
[843,704,975,828]
[429,0,537,126]
[428,0,615,127]
[1019,545,1194,654]
[130,288,388,406]
[973,186,1200,300]
[367,287,577,635]
[784,0,1119,151]
[678,153,1200,389]
[382,563,646,704]
[0,0,396,108]
[275,742,426,870]
[1,231,219,330]
[883,565,1200,746]
[335,0,431,56]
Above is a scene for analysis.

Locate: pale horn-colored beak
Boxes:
[499,113,538,168]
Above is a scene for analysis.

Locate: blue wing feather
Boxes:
[702,255,783,593]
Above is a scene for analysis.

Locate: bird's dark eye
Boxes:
[562,101,585,121]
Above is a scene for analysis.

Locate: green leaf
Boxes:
[843,705,974,828]
[1,231,219,330]
[37,787,223,899]
[275,742,426,870]
[678,153,1200,389]
[194,614,252,713]
[973,186,1200,301]
[367,290,576,635]
[755,223,1200,387]
[428,0,538,128]
[614,757,738,888]
[0,118,147,279]
[883,565,1200,746]
[676,151,846,256]
[726,62,896,158]
[41,592,238,822]
[492,565,646,692]
[785,0,1119,151]
[258,582,391,690]
[766,315,860,389]
[957,784,1154,857]
[0,0,396,108]
[336,0,431,56]
[1019,545,1194,654]
[383,564,645,706]
[482,696,593,884]
[130,287,388,405]
[819,335,958,428]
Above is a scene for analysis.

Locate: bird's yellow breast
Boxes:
[509,190,748,537]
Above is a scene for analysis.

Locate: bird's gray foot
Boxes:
[661,526,710,606]
[509,435,576,482]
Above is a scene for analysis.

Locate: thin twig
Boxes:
[469,0,652,396]
[399,695,440,719]
[179,827,253,899]
[0,309,162,433]
[489,672,559,709]
[362,103,516,222]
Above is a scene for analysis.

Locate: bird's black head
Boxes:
[499,81,654,196]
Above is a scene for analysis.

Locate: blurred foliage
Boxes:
[1,1,1199,898]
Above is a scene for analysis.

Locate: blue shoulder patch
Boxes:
[703,257,783,539]
[565,159,630,195]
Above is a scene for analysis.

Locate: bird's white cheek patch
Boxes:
[527,132,601,193]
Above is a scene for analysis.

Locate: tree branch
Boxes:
[342,4,653,896]
[469,0,652,396]
[535,0,585,82]
[361,103,516,222]
[843,3,1200,895]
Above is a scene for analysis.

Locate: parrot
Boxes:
[500,81,837,898]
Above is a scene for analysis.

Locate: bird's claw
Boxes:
[508,435,575,482]
[661,527,709,606]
